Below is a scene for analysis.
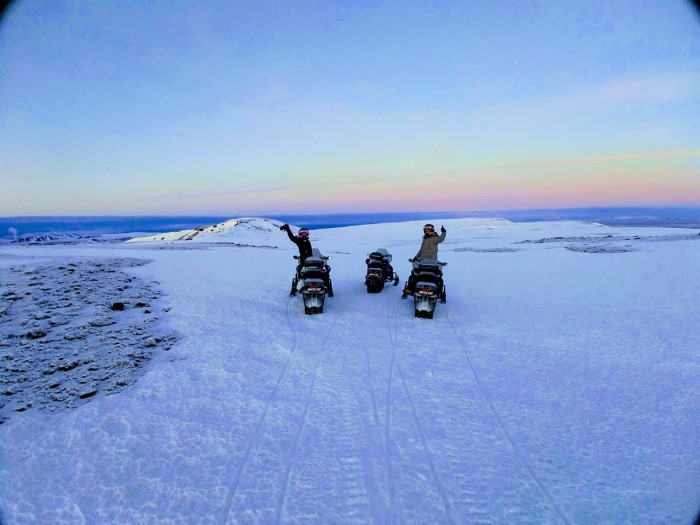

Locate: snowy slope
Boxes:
[1,218,699,524]
[125,217,287,246]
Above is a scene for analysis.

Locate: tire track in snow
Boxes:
[274,310,338,523]
[443,305,571,525]
[219,297,302,525]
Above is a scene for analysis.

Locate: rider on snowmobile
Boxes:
[401,223,446,298]
[280,224,313,265]
[280,224,332,286]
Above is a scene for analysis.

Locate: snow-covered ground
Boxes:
[0,217,698,524]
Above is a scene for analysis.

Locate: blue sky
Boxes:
[1,0,699,215]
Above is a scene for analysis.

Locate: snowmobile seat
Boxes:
[303,256,325,268]
[367,257,385,270]
[369,248,392,264]
[416,259,442,273]
[301,266,326,280]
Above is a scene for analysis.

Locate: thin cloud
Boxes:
[169,186,289,199]
[585,72,700,105]
[400,150,700,182]
[514,150,700,170]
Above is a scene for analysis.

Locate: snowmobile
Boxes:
[404,259,447,319]
[290,248,333,314]
[365,248,400,293]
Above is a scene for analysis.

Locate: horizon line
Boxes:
[2,204,700,220]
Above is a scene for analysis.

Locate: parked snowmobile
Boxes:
[365,248,400,293]
[290,248,333,314]
[405,259,447,319]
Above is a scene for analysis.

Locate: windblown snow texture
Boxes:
[0,217,698,524]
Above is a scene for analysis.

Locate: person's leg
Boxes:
[402,272,416,297]
[402,260,420,297]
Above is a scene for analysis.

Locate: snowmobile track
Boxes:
[443,305,571,525]
[328,296,381,426]
[387,298,457,523]
[396,361,455,523]
[275,308,338,523]
[327,294,394,518]
[383,296,402,524]
[220,297,337,525]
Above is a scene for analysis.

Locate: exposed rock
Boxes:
[24,330,47,340]
[0,257,178,423]
[89,318,116,327]
[57,361,80,372]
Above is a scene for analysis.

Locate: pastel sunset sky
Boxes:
[1,0,698,215]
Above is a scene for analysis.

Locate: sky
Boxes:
[0,0,699,216]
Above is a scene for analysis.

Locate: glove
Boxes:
[280,224,290,231]
[408,258,414,263]
[440,226,446,233]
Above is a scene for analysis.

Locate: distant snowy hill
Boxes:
[8,232,103,245]
[125,217,288,246]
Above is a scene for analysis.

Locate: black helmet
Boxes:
[299,228,309,238]
[423,224,434,231]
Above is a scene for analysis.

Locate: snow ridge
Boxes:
[125,217,285,246]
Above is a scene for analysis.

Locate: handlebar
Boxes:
[409,258,447,266]
[293,255,331,260]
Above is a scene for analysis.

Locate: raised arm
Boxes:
[281,224,298,245]
[436,226,446,243]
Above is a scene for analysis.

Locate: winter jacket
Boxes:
[285,228,313,263]
[413,231,446,261]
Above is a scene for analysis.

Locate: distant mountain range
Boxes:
[1,207,699,243]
